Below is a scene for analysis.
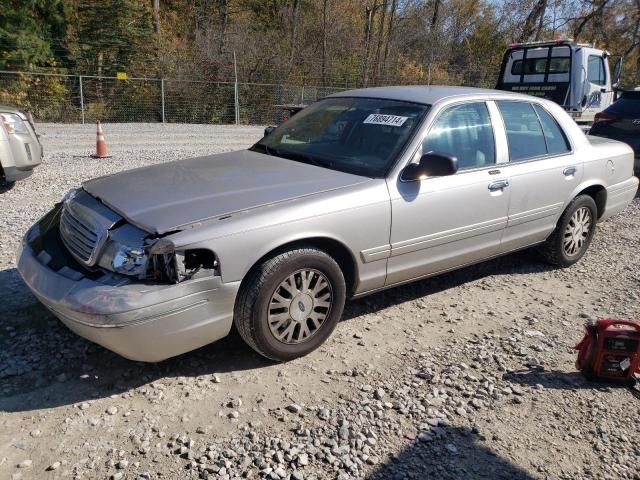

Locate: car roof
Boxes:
[0,104,23,113]
[328,85,534,105]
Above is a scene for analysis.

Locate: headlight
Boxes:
[1,113,30,135]
[103,242,149,277]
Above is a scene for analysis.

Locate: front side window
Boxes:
[422,102,495,170]
[587,55,606,86]
[251,97,428,177]
[533,105,571,154]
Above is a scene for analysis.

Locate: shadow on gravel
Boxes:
[505,368,639,393]
[367,425,534,480]
[343,248,554,321]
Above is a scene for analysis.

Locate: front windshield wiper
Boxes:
[277,151,333,170]
[250,143,276,156]
[251,144,333,170]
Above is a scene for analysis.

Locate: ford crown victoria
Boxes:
[17,86,638,362]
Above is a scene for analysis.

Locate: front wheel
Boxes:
[234,247,346,361]
[0,179,15,193]
[539,195,597,267]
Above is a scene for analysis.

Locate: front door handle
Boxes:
[563,166,577,176]
[488,179,509,191]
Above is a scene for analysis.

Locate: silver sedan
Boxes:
[17,86,638,362]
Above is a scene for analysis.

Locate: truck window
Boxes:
[587,55,606,86]
[512,57,570,75]
[496,101,547,161]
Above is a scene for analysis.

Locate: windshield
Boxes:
[250,97,429,177]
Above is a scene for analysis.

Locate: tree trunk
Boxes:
[519,0,547,42]
[380,0,397,82]
[218,0,229,54]
[372,0,388,85]
[573,0,610,40]
[321,0,328,86]
[151,0,160,35]
[431,0,440,28]
[534,0,547,41]
[362,2,376,87]
[289,0,301,76]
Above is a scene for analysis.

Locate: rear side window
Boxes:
[533,105,571,154]
[497,101,547,161]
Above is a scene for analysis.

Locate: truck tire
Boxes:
[234,247,346,361]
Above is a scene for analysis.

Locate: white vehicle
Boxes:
[496,39,622,125]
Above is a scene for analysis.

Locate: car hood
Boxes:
[83,149,370,234]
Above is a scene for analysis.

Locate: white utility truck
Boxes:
[496,39,622,125]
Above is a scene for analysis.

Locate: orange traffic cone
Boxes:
[90,120,112,158]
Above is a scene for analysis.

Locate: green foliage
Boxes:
[0,0,69,69]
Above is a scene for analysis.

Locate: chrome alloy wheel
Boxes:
[563,206,592,257]
[268,269,333,344]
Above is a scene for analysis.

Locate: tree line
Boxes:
[1,0,639,87]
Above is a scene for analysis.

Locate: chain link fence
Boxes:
[0,65,498,124]
[0,71,348,125]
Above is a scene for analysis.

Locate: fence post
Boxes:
[161,78,166,123]
[233,51,240,125]
[300,85,305,105]
[79,75,85,124]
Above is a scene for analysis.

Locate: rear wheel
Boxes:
[539,195,597,267]
[235,247,346,361]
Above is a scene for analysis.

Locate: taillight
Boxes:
[594,112,616,123]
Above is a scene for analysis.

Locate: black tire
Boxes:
[0,178,15,193]
[234,247,346,361]
[539,195,597,267]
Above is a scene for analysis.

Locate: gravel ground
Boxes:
[1,123,639,480]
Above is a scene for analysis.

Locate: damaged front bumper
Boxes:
[17,225,240,362]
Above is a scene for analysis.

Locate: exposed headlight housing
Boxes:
[109,243,148,277]
[62,187,81,205]
[1,113,30,135]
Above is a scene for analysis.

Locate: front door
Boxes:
[386,101,510,286]
[582,51,614,122]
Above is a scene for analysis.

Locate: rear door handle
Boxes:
[563,166,577,176]
[488,179,509,191]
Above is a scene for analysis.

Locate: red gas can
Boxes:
[575,319,640,385]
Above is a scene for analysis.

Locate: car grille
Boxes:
[60,205,101,265]
[58,191,120,267]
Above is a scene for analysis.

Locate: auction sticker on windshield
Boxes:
[363,114,408,127]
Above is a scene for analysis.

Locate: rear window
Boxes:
[511,57,570,75]
[610,92,640,115]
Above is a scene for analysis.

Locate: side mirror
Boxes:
[401,152,458,181]
[264,126,276,137]
[612,57,623,90]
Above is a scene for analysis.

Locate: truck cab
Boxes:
[496,39,622,125]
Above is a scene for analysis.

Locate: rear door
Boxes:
[492,100,582,253]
